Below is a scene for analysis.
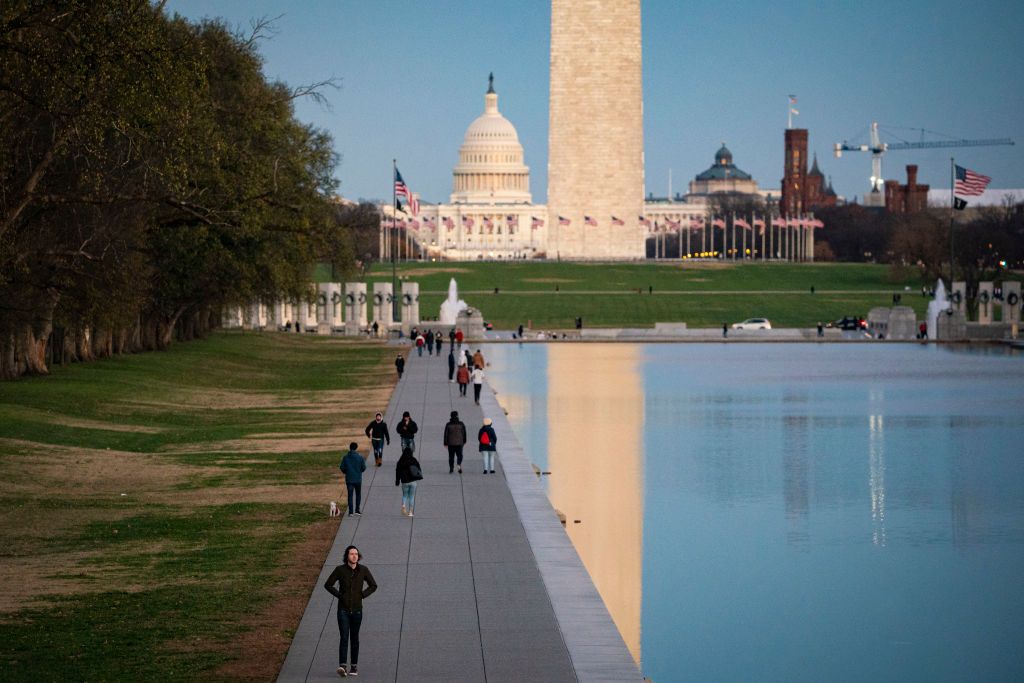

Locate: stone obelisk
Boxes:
[548,0,644,260]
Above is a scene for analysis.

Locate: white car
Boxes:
[731,318,772,330]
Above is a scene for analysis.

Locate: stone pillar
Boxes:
[1002,281,1021,324]
[372,282,394,334]
[247,301,267,330]
[887,306,917,340]
[951,281,967,316]
[298,297,316,332]
[867,307,890,339]
[977,281,994,324]
[319,283,343,330]
[223,306,244,329]
[936,309,967,341]
[345,282,368,336]
[272,301,285,329]
[401,282,420,336]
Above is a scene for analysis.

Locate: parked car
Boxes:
[731,318,772,330]
[827,316,866,331]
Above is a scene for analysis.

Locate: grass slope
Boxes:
[0,332,395,681]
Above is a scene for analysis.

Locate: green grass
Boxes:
[0,332,394,681]
[363,262,927,327]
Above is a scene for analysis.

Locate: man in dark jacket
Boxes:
[478,418,498,474]
[339,442,366,516]
[395,411,418,453]
[447,349,456,382]
[394,354,405,379]
[443,410,467,474]
[364,413,390,467]
[324,544,377,677]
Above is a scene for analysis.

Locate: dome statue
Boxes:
[450,74,531,204]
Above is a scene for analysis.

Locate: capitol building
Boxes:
[382,77,789,261]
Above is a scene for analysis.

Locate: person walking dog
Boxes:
[364,413,390,467]
[395,447,423,516]
[478,418,498,474]
[443,410,467,474]
[324,545,377,677]
[339,443,366,516]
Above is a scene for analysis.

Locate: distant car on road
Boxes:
[731,318,772,330]
[827,316,866,331]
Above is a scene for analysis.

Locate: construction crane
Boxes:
[834,122,1014,206]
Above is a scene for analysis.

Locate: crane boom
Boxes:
[886,138,1014,151]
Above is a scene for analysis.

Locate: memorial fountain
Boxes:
[926,279,950,339]
[439,278,468,325]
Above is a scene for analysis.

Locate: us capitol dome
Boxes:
[450,73,531,204]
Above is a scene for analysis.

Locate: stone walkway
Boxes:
[278,346,641,682]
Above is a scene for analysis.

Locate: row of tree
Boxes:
[1,1,359,379]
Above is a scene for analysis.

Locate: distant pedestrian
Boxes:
[396,447,423,516]
[810,285,815,294]
[471,365,485,405]
[444,410,467,474]
[472,349,485,368]
[464,348,473,367]
[649,285,653,294]
[435,334,443,355]
[722,322,728,339]
[394,354,405,379]
[371,320,379,337]
[455,328,464,344]
[324,545,377,678]
[817,321,824,338]
[919,322,928,339]
[456,364,470,397]
[364,413,390,467]
[448,350,456,382]
[425,330,434,355]
[517,324,524,338]
[449,328,457,349]
[415,333,425,356]
[395,411,418,453]
[339,442,366,516]
[478,418,498,474]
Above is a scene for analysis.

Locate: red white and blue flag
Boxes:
[558,216,571,226]
[443,216,454,231]
[531,217,544,229]
[584,215,597,227]
[639,215,651,227]
[954,165,991,196]
[394,167,419,215]
[611,216,625,226]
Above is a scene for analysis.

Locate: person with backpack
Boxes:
[395,411,418,453]
[443,410,467,474]
[339,442,366,516]
[364,413,390,467]
[323,544,377,677]
[395,447,423,517]
[414,333,425,357]
[478,418,498,474]
[456,363,470,397]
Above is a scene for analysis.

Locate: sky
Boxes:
[165,0,1024,206]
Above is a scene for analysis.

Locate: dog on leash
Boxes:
[329,501,340,517]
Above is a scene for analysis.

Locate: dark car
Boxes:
[828,316,865,331]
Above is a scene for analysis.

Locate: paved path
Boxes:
[278,346,641,682]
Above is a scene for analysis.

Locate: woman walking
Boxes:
[456,363,470,398]
[471,364,485,405]
[395,447,423,516]
[478,418,498,474]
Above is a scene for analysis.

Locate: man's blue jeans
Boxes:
[401,482,417,512]
[337,607,362,665]
[346,482,361,514]
[401,436,415,453]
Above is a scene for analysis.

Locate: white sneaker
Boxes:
[337,665,348,677]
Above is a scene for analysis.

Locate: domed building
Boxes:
[687,143,759,196]
[450,74,531,204]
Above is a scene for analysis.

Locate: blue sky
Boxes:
[166,0,1024,205]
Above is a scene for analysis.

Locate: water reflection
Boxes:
[546,345,644,664]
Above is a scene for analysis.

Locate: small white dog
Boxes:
[329,501,340,517]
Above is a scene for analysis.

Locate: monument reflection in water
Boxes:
[485,342,1024,682]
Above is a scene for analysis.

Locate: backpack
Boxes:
[479,430,490,446]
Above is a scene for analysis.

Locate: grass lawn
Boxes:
[0,332,397,681]
[361,261,930,327]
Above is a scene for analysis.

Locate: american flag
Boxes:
[584,215,597,227]
[735,218,751,230]
[611,216,624,226]
[955,165,991,196]
[772,217,786,228]
[808,218,824,229]
[711,218,726,229]
[394,167,419,215]
[753,217,766,235]
[689,218,703,230]
[443,216,454,231]
[531,217,544,229]
[409,218,419,230]
[638,215,651,227]
[558,216,570,226]
[666,218,681,229]
[483,216,493,229]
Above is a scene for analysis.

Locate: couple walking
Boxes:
[443,410,499,474]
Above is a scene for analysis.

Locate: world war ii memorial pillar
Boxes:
[547,0,644,260]
[344,283,367,336]
[401,282,420,336]
[977,281,994,324]
[372,283,394,336]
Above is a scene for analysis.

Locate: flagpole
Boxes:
[392,159,398,323]
[949,157,955,289]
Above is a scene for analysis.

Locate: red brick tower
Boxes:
[781,129,808,216]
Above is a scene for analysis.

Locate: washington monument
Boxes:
[548,0,645,260]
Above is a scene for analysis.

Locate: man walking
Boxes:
[471,364,486,405]
[324,545,377,677]
[394,354,405,380]
[447,349,456,382]
[339,442,366,516]
[456,363,470,397]
[443,410,467,474]
[364,413,390,467]
[395,411,418,453]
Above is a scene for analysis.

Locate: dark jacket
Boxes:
[324,563,377,612]
[443,419,467,447]
[448,352,456,371]
[395,356,405,372]
[339,450,366,483]
[364,419,390,442]
[395,450,423,485]
[477,425,497,452]
[396,418,418,439]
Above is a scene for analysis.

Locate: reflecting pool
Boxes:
[484,343,1024,682]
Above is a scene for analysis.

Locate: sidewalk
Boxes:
[278,346,641,682]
